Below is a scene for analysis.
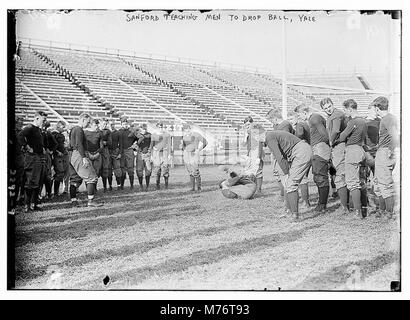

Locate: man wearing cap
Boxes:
[109,120,123,190]
[119,117,138,190]
[17,110,48,212]
[242,116,265,195]
[371,96,399,219]
[99,118,113,192]
[151,122,172,190]
[255,128,312,220]
[68,113,101,207]
[294,104,331,212]
[134,123,153,191]
[320,97,350,214]
[181,124,208,191]
[336,99,368,218]
[50,120,68,197]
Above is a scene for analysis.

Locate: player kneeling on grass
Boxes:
[218,153,259,200]
[67,113,102,207]
[256,127,312,221]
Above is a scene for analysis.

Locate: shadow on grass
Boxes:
[293,251,400,290]
[83,223,323,289]
[39,186,220,212]
[15,219,262,282]
[15,203,208,248]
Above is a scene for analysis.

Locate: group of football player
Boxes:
[9,112,210,213]
[219,96,399,221]
[9,95,399,221]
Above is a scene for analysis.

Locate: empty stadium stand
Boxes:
[13,43,396,139]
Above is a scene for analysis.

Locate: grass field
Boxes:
[13,165,400,291]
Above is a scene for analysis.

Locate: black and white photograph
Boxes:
[4,4,405,296]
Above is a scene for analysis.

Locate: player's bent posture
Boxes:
[242,116,264,195]
[119,118,138,190]
[266,109,295,198]
[99,118,113,192]
[337,99,368,218]
[68,113,101,207]
[258,128,312,220]
[50,121,68,197]
[17,111,48,212]
[181,124,208,191]
[109,121,123,190]
[372,97,399,219]
[321,98,350,214]
[135,124,152,191]
[295,105,330,212]
[151,122,172,190]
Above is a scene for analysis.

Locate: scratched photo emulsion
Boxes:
[7,9,401,291]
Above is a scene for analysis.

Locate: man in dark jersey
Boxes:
[336,99,368,218]
[134,123,152,191]
[320,97,350,214]
[99,118,113,192]
[84,119,104,181]
[364,103,381,212]
[14,115,25,207]
[372,97,399,219]
[119,118,138,190]
[181,124,208,191]
[266,109,294,201]
[151,122,172,190]
[17,110,48,212]
[68,113,100,207]
[40,121,57,201]
[293,105,315,209]
[109,120,123,190]
[50,120,68,197]
[294,104,331,212]
[242,116,265,195]
[62,127,71,195]
[255,128,312,220]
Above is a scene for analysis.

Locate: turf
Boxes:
[12,165,400,291]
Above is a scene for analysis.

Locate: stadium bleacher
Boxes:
[14,44,395,137]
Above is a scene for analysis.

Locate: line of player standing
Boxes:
[237,96,398,221]
[10,113,207,213]
[9,95,398,220]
